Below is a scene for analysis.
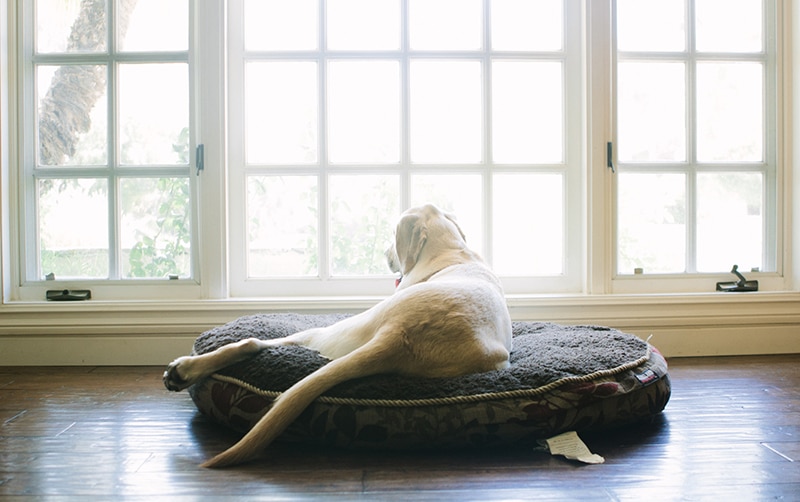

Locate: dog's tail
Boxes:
[200,336,397,468]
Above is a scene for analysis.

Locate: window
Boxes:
[227,0,584,297]
[14,0,198,300]
[5,0,790,303]
[612,0,783,292]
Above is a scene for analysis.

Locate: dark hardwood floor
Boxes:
[1,355,799,500]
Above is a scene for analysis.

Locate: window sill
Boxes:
[1,289,799,322]
[1,291,798,364]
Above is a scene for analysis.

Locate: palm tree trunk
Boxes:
[38,0,139,165]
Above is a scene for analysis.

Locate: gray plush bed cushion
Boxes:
[190,313,651,401]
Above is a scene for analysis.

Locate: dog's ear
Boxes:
[396,213,428,273]
[444,212,467,242]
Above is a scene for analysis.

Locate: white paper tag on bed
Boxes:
[542,431,605,464]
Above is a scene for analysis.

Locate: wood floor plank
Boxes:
[0,355,798,499]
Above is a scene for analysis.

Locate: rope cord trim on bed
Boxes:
[205,346,653,408]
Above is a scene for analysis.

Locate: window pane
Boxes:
[616,0,685,52]
[37,0,107,53]
[617,62,686,162]
[328,61,400,164]
[410,61,482,163]
[491,0,562,51]
[37,65,108,166]
[246,62,318,164]
[492,61,562,164]
[327,0,400,50]
[38,178,109,279]
[409,0,482,50]
[696,0,762,53]
[492,173,563,276]
[617,173,686,274]
[410,174,484,254]
[697,172,762,272]
[120,177,191,278]
[696,63,763,162]
[118,0,188,52]
[247,176,319,277]
[329,175,400,276]
[119,63,189,165]
[245,0,317,51]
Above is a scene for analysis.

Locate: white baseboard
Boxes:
[1,292,799,365]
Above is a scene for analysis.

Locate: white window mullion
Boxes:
[765,0,782,275]
[589,0,615,295]
[685,169,697,274]
[399,55,411,211]
[107,60,120,280]
[482,59,493,265]
[318,30,330,281]
[317,0,328,279]
[685,1,697,275]
[107,0,118,281]
[563,0,583,292]
[107,175,120,280]
[481,0,493,266]
[226,0,248,296]
[19,0,37,288]
[399,0,411,211]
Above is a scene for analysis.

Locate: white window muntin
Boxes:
[227,0,583,297]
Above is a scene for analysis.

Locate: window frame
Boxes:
[1,0,794,306]
[606,0,789,294]
[10,0,207,301]
[226,0,586,298]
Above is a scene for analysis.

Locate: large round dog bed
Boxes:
[187,314,670,449]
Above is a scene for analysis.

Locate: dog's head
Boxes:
[386,204,467,279]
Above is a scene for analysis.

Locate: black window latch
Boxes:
[196,144,204,176]
[46,289,92,301]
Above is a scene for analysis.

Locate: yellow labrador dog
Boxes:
[164,204,512,468]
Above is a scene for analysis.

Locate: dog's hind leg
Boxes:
[164,337,288,391]
[200,335,400,468]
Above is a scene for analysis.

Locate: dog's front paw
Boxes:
[163,357,194,391]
